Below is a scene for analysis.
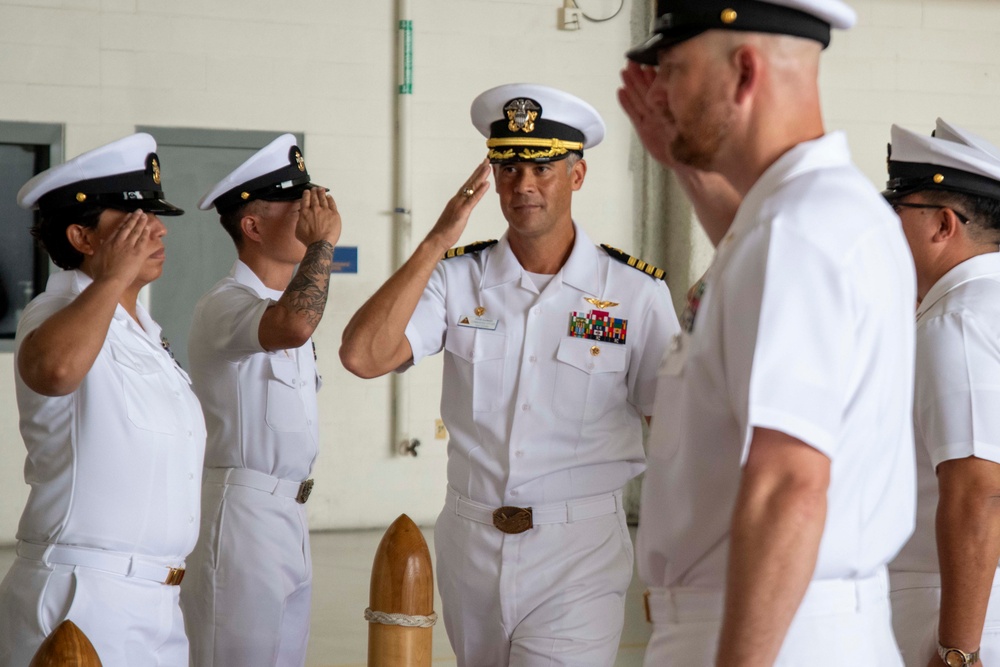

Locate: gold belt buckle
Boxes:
[296,479,314,504]
[492,506,533,534]
[164,567,185,586]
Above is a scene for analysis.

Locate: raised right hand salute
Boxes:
[339,159,491,378]
[261,186,342,351]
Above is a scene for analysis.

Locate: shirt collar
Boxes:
[733,132,853,237]
[57,269,163,345]
[917,251,1000,319]
[231,260,284,300]
[482,222,600,295]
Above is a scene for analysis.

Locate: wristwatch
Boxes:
[938,643,980,666]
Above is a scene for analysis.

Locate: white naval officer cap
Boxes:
[884,119,1000,202]
[17,133,183,216]
[471,83,605,164]
[627,0,857,65]
[198,133,322,214]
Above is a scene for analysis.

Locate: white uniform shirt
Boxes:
[638,133,917,589]
[893,252,1000,573]
[14,270,205,560]
[188,260,319,480]
[404,224,677,507]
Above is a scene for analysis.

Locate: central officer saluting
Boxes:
[341,84,678,665]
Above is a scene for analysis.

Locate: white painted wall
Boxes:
[1,0,1000,542]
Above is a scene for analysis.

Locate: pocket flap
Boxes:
[445,327,506,363]
[556,337,627,374]
[268,355,299,387]
[110,342,160,374]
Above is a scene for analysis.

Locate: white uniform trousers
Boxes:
[891,571,1000,666]
[0,554,188,667]
[435,488,632,667]
[181,477,312,667]
[643,568,902,666]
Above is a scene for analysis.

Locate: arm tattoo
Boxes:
[284,240,335,329]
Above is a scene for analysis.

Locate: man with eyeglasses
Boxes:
[886,119,1000,667]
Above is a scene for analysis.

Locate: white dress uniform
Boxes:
[404,223,677,666]
[0,269,206,667]
[182,260,319,667]
[637,133,917,666]
[891,253,1000,666]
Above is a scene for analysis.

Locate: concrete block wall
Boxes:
[0,0,999,541]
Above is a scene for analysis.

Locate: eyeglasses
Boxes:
[891,202,970,224]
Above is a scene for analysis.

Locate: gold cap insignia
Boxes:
[504,98,541,134]
[584,297,619,309]
[151,158,161,184]
[721,8,738,24]
[241,192,250,200]
[75,192,87,202]
[933,173,945,184]
[294,150,305,172]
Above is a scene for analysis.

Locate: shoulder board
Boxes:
[600,244,667,281]
[443,239,498,260]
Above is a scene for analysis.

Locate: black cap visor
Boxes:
[884,161,1000,202]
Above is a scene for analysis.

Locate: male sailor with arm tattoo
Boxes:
[179,134,341,667]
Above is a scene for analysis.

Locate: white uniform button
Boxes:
[189,516,195,524]
[515,450,524,458]
[587,362,596,370]
[529,355,537,363]
[533,307,541,315]
[187,431,193,437]
[188,473,194,480]
[510,489,519,497]
[521,404,529,411]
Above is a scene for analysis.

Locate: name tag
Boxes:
[457,315,498,331]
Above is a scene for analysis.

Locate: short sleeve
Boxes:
[743,230,853,461]
[915,311,1000,468]
[403,263,448,365]
[192,285,271,362]
[627,279,679,416]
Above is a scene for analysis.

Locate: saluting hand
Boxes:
[618,61,681,169]
[426,159,491,254]
[89,209,160,288]
[296,187,342,247]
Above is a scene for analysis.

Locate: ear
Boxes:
[240,213,264,244]
[65,224,98,257]
[570,158,587,192]
[932,208,963,243]
[731,44,761,106]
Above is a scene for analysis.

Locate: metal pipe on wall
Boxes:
[392,0,418,457]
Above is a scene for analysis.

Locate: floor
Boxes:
[0,527,651,666]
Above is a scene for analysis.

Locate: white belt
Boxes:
[446,486,621,534]
[204,467,314,504]
[16,541,186,586]
[645,567,890,624]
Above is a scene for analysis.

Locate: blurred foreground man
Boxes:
[181,135,340,667]
[887,119,1000,667]
[0,134,204,666]
[623,1,917,664]
[341,84,677,666]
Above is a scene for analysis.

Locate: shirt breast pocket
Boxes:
[111,343,183,435]
[266,355,308,432]
[552,337,628,423]
[444,326,507,413]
